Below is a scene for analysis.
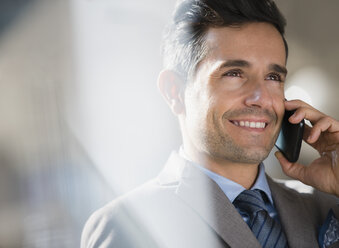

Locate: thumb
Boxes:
[275,151,306,182]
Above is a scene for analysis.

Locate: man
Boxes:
[81,0,339,247]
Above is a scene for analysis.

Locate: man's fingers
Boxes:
[285,100,339,140]
[302,125,316,147]
[306,117,335,143]
[284,99,310,109]
[287,106,323,125]
[302,119,339,147]
[285,100,332,126]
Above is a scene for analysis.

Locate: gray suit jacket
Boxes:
[81,152,339,248]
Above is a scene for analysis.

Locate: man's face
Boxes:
[182,22,286,164]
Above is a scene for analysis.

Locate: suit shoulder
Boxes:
[271,178,339,217]
[81,179,176,248]
[81,196,128,248]
[274,179,338,203]
[272,179,314,198]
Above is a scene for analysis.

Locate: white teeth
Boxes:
[235,121,266,129]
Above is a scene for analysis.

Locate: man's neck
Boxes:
[182,147,260,189]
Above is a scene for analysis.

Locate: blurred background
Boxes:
[0,0,338,247]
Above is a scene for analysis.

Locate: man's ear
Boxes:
[158,70,185,115]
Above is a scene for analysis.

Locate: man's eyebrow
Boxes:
[217,60,250,70]
[269,64,288,75]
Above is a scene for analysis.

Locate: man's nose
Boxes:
[244,81,273,109]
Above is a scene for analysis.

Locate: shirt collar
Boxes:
[179,147,274,205]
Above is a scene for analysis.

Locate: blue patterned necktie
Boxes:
[319,209,339,248]
[233,189,288,248]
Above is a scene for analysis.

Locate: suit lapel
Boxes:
[267,176,319,247]
[158,152,261,248]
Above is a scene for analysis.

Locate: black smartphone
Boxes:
[275,109,305,163]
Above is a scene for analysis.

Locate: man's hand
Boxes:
[275,100,339,197]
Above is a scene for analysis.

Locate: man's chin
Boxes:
[230,146,272,164]
[206,132,276,164]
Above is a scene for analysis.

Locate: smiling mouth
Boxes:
[230,120,267,129]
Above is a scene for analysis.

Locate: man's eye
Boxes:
[223,70,242,77]
[266,73,283,82]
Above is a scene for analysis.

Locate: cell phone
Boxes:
[274,109,305,163]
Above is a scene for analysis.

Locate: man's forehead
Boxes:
[205,23,284,47]
[202,23,287,66]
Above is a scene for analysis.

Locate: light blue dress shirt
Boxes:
[179,148,280,224]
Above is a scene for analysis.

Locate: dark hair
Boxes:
[162,0,288,81]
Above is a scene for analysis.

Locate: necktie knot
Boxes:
[233,189,268,216]
[233,189,288,247]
